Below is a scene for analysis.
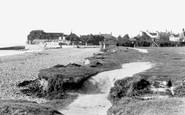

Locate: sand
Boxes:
[60,62,153,115]
[0,48,100,100]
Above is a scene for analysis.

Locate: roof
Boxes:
[170,34,179,37]
[129,38,137,41]
[66,33,79,38]
[45,33,63,37]
[100,34,112,39]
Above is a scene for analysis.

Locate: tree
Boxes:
[88,35,104,45]
[65,33,80,45]
[135,32,152,47]
[45,34,52,42]
[79,35,92,46]
[117,34,131,46]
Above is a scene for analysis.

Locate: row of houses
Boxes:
[26,30,116,50]
[26,29,185,50]
[117,29,185,47]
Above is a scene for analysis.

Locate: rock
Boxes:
[84,59,90,65]
[18,63,98,99]
[0,100,63,115]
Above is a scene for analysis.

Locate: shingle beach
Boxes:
[0,48,100,101]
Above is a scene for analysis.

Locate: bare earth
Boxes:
[0,48,100,101]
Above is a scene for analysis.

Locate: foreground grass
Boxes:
[141,47,185,82]
[105,47,185,82]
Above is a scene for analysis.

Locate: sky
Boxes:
[0,0,185,45]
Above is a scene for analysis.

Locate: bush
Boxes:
[174,85,185,97]
[108,76,151,104]
[117,34,134,47]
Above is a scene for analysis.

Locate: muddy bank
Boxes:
[0,48,99,100]
[18,63,99,99]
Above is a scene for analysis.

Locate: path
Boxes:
[60,62,154,115]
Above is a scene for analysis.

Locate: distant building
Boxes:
[65,32,79,45]
[26,30,71,50]
[169,34,181,42]
[27,30,66,44]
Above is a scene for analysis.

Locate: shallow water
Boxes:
[0,50,43,57]
[0,50,25,56]
[60,62,154,115]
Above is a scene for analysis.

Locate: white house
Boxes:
[169,34,181,42]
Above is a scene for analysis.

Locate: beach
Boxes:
[0,47,100,101]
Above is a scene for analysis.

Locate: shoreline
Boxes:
[0,45,25,50]
[0,49,43,57]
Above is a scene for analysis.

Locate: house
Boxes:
[27,30,65,44]
[26,30,69,50]
[65,33,79,45]
[140,31,160,47]
[169,34,181,42]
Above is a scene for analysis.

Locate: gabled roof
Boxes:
[66,33,79,38]
[100,34,112,39]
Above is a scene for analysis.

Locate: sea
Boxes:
[0,44,42,57]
